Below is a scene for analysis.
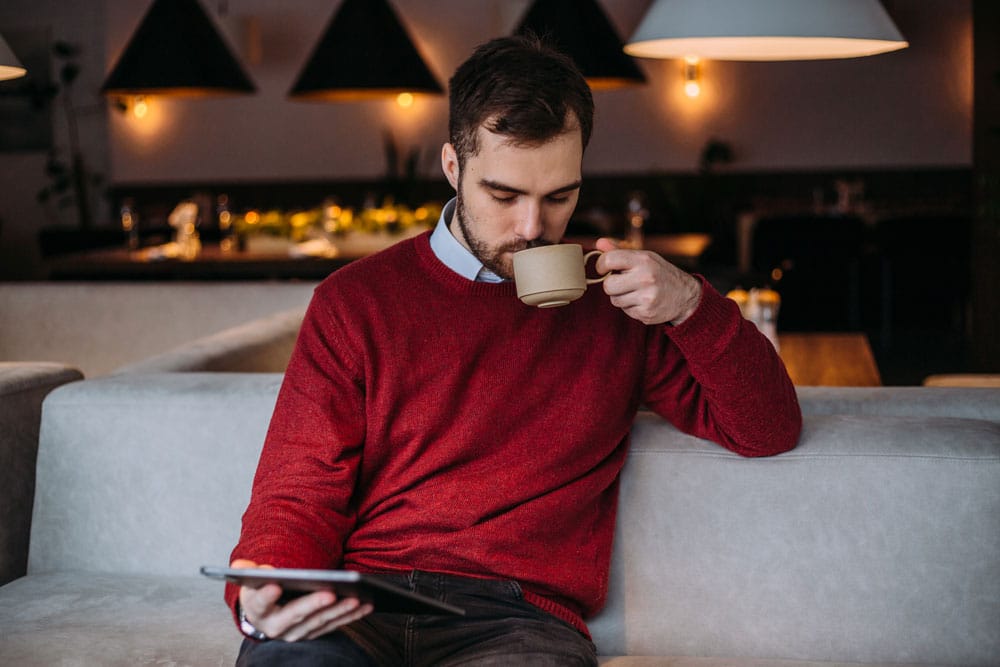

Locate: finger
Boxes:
[241,582,284,620]
[258,590,337,639]
[594,237,620,252]
[602,272,636,297]
[282,597,370,642]
[281,597,357,642]
[596,249,636,276]
[597,246,666,276]
[303,602,375,641]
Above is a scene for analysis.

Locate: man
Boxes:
[228,35,801,666]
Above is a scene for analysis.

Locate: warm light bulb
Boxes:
[133,95,148,119]
[683,57,701,98]
[396,92,414,108]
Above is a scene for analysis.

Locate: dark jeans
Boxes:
[236,570,597,666]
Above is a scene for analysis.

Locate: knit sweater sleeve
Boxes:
[643,276,802,457]
[224,291,366,618]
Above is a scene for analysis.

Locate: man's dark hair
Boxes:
[448,34,595,167]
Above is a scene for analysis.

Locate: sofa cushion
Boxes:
[0,573,949,667]
[0,572,238,666]
[28,373,279,576]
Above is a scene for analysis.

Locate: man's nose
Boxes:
[514,201,544,240]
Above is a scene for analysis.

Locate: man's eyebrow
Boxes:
[479,178,582,197]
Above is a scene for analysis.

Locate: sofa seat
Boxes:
[0,572,236,664]
[599,659,944,667]
[0,572,950,667]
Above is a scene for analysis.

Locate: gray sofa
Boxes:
[1,370,997,666]
[0,362,83,586]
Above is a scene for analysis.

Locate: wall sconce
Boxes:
[683,57,701,97]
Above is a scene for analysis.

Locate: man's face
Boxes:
[441,122,583,280]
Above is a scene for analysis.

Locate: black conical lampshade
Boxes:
[515,0,646,89]
[101,0,255,96]
[289,0,442,100]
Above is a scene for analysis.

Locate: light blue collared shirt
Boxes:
[429,198,505,283]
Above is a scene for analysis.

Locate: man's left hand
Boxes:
[594,237,702,326]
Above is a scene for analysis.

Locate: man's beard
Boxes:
[455,189,552,281]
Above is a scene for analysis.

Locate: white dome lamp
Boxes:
[624,0,908,62]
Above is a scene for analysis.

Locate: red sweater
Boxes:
[227,231,800,636]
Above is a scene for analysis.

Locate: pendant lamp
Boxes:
[0,32,27,80]
[625,0,908,61]
[101,0,255,96]
[514,0,645,89]
[289,0,442,101]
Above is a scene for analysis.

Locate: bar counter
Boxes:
[46,233,712,281]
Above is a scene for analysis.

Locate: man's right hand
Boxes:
[233,559,374,642]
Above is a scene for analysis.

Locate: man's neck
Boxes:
[447,208,474,256]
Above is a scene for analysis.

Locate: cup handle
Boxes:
[584,250,609,284]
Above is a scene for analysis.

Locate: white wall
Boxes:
[0,0,973,278]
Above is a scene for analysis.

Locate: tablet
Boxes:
[200,566,465,616]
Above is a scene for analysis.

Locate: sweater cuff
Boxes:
[663,275,743,358]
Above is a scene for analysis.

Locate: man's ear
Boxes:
[441,143,460,190]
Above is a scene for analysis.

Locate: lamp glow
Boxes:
[683,57,701,97]
[132,95,149,118]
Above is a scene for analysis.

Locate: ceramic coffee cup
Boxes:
[512,244,608,308]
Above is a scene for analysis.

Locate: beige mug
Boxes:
[512,244,609,308]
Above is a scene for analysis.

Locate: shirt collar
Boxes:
[429,198,506,283]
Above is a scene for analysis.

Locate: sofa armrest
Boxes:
[0,362,83,585]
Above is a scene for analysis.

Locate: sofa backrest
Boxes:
[112,307,305,374]
[28,373,278,576]
[797,385,1000,421]
[587,408,1000,666]
[0,282,315,376]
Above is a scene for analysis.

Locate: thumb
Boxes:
[595,237,620,252]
